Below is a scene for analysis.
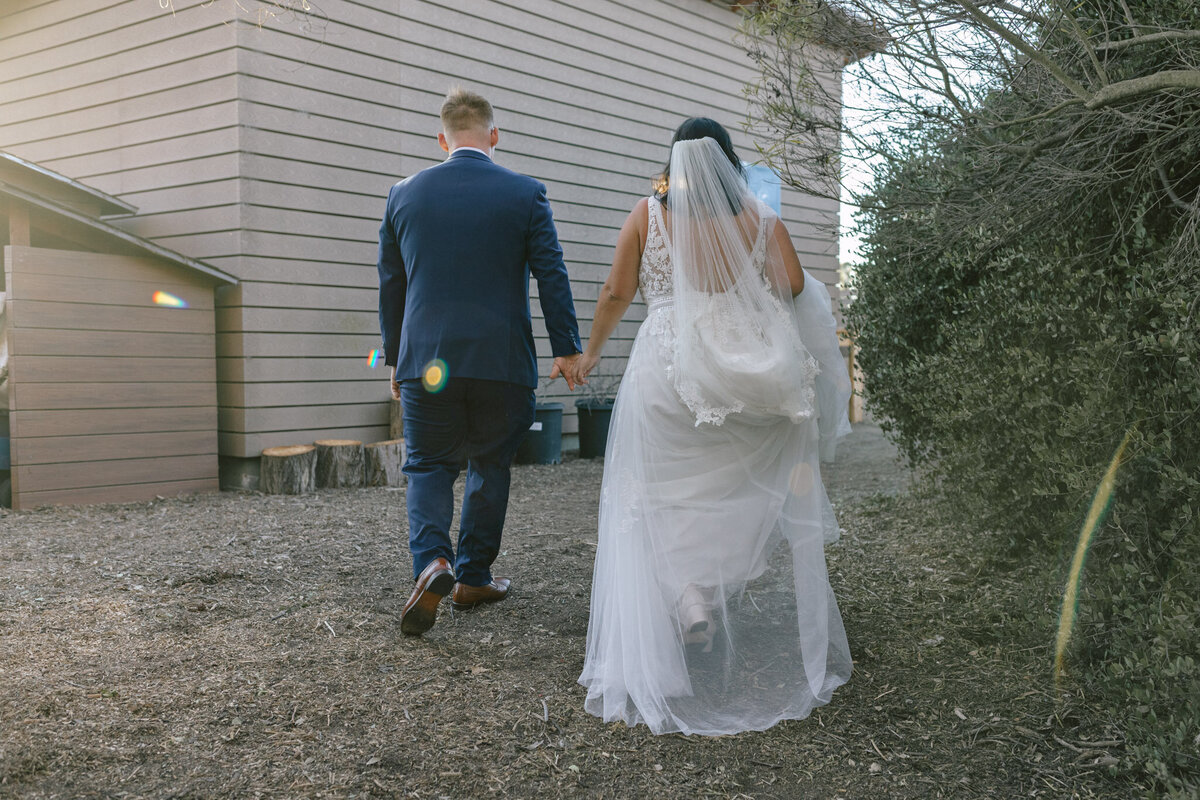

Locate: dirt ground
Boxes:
[0,425,1137,799]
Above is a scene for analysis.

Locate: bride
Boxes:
[573,118,853,736]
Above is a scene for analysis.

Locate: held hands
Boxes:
[573,352,600,386]
[550,353,583,391]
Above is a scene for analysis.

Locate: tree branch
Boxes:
[1096,30,1200,52]
[955,0,1092,101]
[1086,70,1200,109]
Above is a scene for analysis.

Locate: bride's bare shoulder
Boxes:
[625,197,652,250]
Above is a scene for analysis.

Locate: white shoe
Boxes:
[680,585,714,652]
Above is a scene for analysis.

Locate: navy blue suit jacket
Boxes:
[377,149,581,389]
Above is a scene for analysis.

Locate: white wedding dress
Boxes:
[578,179,853,735]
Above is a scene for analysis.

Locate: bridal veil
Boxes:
[579,137,853,735]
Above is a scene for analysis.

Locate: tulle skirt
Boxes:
[577,303,852,736]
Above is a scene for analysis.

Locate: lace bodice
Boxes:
[638,196,773,304]
[638,196,674,305]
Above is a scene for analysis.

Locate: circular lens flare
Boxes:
[422,358,449,393]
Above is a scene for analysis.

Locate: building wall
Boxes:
[0,0,841,467]
[3,245,220,508]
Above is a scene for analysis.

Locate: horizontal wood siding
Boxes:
[4,245,220,508]
[226,0,842,451]
[1,0,842,460]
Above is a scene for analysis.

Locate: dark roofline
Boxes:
[1,181,237,285]
[0,150,137,217]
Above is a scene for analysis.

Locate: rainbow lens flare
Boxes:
[1054,429,1134,685]
[368,349,381,368]
[421,358,449,393]
[152,290,188,308]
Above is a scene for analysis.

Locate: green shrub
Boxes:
[848,136,1200,795]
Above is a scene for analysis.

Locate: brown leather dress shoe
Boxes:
[399,557,454,636]
[451,578,511,610]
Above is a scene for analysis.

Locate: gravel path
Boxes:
[0,425,1132,798]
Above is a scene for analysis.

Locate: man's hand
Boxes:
[389,365,401,401]
[550,353,583,391]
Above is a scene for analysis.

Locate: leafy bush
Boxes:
[848,122,1200,796]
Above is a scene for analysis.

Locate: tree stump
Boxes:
[314,439,364,488]
[389,398,404,440]
[365,439,406,487]
[260,445,317,494]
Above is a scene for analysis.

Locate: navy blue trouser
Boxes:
[400,377,535,586]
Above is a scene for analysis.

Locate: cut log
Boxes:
[314,439,364,489]
[389,398,405,440]
[365,439,406,487]
[260,444,317,494]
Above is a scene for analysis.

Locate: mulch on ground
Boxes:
[0,426,1137,798]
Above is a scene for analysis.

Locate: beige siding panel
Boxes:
[10,300,214,335]
[0,79,237,170]
[85,153,241,197]
[16,454,217,492]
[218,380,387,409]
[215,307,376,337]
[223,282,376,312]
[13,406,218,438]
[14,381,214,410]
[115,179,240,218]
[10,355,216,385]
[217,356,373,384]
[0,0,124,38]
[9,328,215,359]
[7,246,218,286]
[9,273,216,310]
[0,0,209,59]
[1,18,233,98]
[238,204,379,249]
[221,403,387,434]
[235,230,375,265]
[14,478,219,510]
[142,231,241,260]
[108,204,240,241]
[20,127,239,187]
[404,1,751,103]
[241,153,399,199]
[2,99,239,164]
[216,332,379,359]
[15,430,216,465]
[207,257,375,288]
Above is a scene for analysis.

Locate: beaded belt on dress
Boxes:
[647,298,671,312]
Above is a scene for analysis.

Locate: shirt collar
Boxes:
[449,146,492,160]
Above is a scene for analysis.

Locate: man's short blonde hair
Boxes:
[440,87,494,134]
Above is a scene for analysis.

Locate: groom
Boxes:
[377,87,582,636]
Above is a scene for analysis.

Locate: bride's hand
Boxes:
[575,352,600,384]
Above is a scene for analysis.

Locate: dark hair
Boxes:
[655,117,745,210]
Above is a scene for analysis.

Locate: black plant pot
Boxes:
[514,402,564,465]
[575,398,615,459]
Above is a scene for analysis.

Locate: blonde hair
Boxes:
[440,87,494,134]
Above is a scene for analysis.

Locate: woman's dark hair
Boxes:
[655,117,745,212]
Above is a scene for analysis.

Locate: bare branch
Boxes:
[1096,30,1200,52]
[955,0,1092,100]
[1086,70,1200,109]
